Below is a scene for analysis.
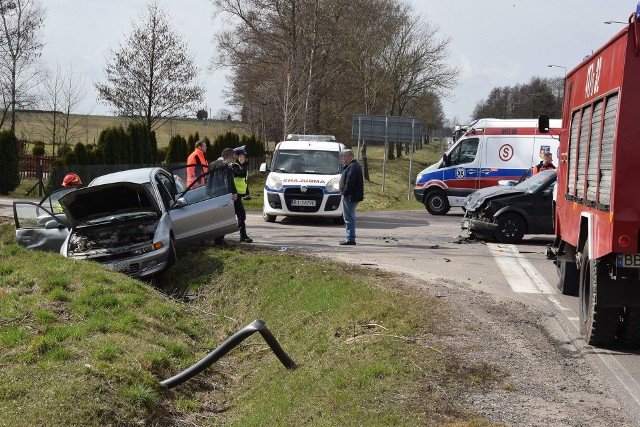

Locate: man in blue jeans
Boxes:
[338,149,364,245]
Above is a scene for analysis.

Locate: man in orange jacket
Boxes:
[186,140,208,187]
[532,152,555,175]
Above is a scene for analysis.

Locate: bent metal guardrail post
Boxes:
[160,319,297,389]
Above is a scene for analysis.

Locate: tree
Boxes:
[38,63,87,156]
[0,0,45,132]
[196,108,208,120]
[0,129,19,193]
[95,0,204,135]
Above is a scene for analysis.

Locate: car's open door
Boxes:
[167,165,237,246]
[13,192,70,252]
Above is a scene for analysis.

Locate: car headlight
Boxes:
[266,174,283,190]
[326,177,341,192]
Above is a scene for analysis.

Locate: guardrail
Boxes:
[160,319,296,389]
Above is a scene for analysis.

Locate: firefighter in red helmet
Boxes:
[62,173,82,188]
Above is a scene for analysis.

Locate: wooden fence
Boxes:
[19,155,55,179]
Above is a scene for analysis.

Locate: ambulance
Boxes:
[259,134,346,223]
[413,118,561,215]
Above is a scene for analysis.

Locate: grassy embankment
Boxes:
[0,137,509,426]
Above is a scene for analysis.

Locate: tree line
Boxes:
[471,76,564,120]
[211,0,458,164]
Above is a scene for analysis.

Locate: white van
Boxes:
[260,134,346,223]
[414,118,561,215]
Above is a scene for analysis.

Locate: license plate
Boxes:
[617,254,640,268]
[291,199,316,207]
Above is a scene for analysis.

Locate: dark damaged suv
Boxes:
[461,169,556,244]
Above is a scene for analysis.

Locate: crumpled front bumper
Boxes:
[461,214,497,239]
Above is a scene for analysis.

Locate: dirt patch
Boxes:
[395,274,630,426]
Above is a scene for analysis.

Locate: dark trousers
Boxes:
[234,199,249,239]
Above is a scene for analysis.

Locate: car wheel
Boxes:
[494,213,526,244]
[425,190,450,215]
[166,236,177,268]
[263,212,276,223]
[333,216,345,225]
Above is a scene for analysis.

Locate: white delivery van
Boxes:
[260,134,346,223]
[414,118,561,215]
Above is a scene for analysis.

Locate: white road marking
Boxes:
[488,243,555,294]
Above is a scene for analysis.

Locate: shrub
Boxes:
[0,130,20,194]
[32,141,46,156]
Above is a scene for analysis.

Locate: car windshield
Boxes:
[272,149,340,174]
[514,170,556,194]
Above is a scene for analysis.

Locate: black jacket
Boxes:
[340,159,364,202]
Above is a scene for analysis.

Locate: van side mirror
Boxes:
[441,153,450,167]
[538,115,550,133]
[259,163,268,173]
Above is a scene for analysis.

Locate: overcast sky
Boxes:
[44,0,636,123]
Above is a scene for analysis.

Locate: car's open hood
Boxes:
[58,182,160,228]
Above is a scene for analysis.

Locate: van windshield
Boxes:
[272,150,341,174]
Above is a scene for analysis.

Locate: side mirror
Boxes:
[44,219,61,229]
[174,197,188,208]
[441,153,450,167]
[538,114,550,133]
[259,163,268,173]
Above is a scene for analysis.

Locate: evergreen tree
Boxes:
[0,130,20,194]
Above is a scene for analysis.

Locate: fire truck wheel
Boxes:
[556,259,579,296]
[263,212,277,223]
[578,247,620,346]
[620,308,640,348]
[494,213,525,244]
[425,190,450,215]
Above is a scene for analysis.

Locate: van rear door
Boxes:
[481,136,532,188]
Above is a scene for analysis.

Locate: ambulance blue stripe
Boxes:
[417,168,527,183]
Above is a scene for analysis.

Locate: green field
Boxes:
[14,112,249,151]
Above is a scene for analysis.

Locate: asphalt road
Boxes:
[245,208,640,424]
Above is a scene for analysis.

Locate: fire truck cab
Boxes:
[545,2,640,347]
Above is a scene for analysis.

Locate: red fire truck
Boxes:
[543,3,640,347]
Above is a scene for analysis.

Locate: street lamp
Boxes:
[547,64,567,75]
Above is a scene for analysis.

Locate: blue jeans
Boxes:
[342,199,359,242]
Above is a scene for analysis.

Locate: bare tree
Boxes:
[0,0,45,132]
[95,0,204,135]
[37,64,87,155]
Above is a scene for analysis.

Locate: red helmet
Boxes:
[62,173,82,188]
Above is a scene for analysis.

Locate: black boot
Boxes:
[238,220,253,243]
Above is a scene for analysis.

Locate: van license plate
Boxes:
[291,199,316,207]
[617,254,640,268]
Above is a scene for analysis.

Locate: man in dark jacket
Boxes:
[338,149,364,245]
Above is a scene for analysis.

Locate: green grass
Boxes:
[0,220,505,426]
